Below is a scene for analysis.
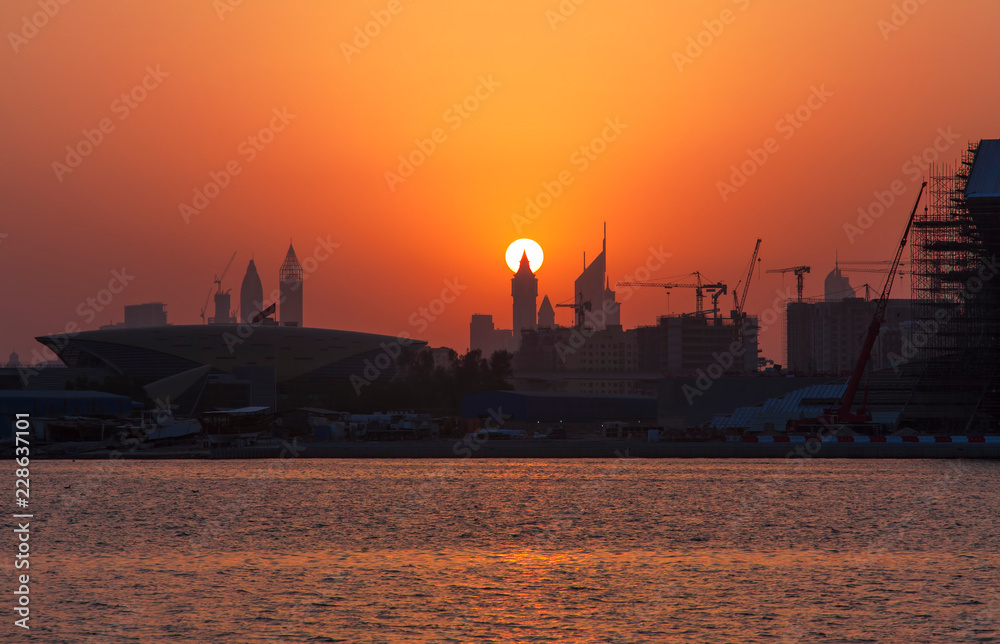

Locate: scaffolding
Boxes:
[910,146,993,353]
[902,141,1000,432]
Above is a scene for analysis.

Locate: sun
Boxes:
[505,239,544,273]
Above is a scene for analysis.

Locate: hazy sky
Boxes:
[2,0,998,363]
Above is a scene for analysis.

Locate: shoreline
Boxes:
[21,439,1000,460]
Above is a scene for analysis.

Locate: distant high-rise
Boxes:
[824,263,853,302]
[240,259,265,324]
[124,302,168,327]
[786,298,911,375]
[511,251,538,348]
[470,314,496,356]
[469,314,516,356]
[212,292,234,324]
[279,242,303,327]
[574,224,619,330]
[538,295,555,328]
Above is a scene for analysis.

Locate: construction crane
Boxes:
[555,298,591,327]
[792,181,927,432]
[838,260,908,266]
[839,266,909,277]
[205,251,237,324]
[214,251,237,297]
[617,272,726,318]
[198,286,214,325]
[706,283,729,323]
[766,265,810,303]
[732,239,762,340]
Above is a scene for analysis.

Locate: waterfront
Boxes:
[31,436,1000,460]
[20,459,1000,642]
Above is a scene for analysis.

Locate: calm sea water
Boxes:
[12,459,1000,643]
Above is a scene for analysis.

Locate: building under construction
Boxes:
[512,236,763,394]
[899,139,1000,432]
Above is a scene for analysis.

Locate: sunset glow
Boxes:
[505,239,544,273]
[1,1,998,360]
[3,3,998,642]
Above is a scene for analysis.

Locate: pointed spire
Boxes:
[537,295,555,328]
[515,250,534,275]
[280,240,303,280]
[603,221,606,253]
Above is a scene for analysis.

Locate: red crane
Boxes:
[837,181,926,423]
[793,181,926,432]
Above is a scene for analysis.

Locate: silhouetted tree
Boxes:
[330,346,513,414]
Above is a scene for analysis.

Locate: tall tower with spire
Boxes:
[511,250,538,348]
[240,258,264,324]
[574,223,618,330]
[279,242,304,327]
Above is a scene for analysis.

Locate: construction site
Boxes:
[896,140,1000,432]
[712,138,1000,435]
[497,139,1000,435]
[507,232,764,396]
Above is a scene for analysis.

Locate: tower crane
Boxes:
[732,238,762,341]
[206,251,237,324]
[198,286,214,325]
[766,265,810,303]
[555,298,591,328]
[791,181,926,433]
[214,251,237,296]
[838,265,908,277]
[617,272,726,318]
[708,284,729,323]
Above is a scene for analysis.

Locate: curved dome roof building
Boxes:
[35,325,423,415]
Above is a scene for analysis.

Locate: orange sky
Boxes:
[1,0,998,364]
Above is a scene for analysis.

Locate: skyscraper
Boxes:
[279,242,303,327]
[604,278,621,327]
[511,250,538,348]
[537,295,555,328]
[824,263,853,302]
[470,314,496,356]
[574,224,619,330]
[124,302,168,327]
[212,292,234,324]
[240,259,264,324]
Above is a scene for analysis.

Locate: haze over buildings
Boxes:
[100,302,169,329]
[1,1,999,366]
[785,280,913,375]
